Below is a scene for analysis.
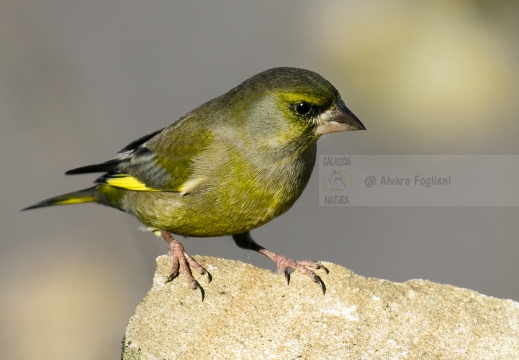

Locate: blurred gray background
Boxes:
[2,1,518,358]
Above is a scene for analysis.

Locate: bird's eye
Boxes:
[295,102,312,116]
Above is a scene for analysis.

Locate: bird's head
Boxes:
[228,67,365,153]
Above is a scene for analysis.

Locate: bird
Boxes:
[23,67,365,300]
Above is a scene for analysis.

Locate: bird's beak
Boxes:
[315,98,366,135]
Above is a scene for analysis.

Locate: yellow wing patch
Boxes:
[105,174,161,192]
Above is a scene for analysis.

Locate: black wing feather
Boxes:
[65,128,164,175]
[117,128,164,154]
[65,159,122,175]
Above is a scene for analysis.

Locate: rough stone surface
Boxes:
[122,256,519,359]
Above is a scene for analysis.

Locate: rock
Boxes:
[122,256,519,359]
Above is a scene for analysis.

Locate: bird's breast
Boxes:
[127,144,317,237]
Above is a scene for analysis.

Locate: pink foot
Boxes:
[232,232,328,294]
[161,231,212,300]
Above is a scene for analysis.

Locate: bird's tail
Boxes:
[23,186,98,210]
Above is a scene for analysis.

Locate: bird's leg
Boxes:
[232,232,328,294]
[160,231,212,300]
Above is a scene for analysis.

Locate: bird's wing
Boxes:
[68,122,214,193]
[65,129,164,176]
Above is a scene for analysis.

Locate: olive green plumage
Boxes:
[25,67,364,241]
[25,67,365,296]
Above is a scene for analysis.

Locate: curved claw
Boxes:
[166,270,179,283]
[317,262,330,274]
[204,270,212,283]
[193,281,205,301]
[283,269,290,285]
[313,274,326,295]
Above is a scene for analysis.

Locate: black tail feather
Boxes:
[22,187,98,210]
[65,159,122,175]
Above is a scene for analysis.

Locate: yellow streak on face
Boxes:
[277,92,330,108]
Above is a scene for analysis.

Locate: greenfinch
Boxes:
[24,67,365,299]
